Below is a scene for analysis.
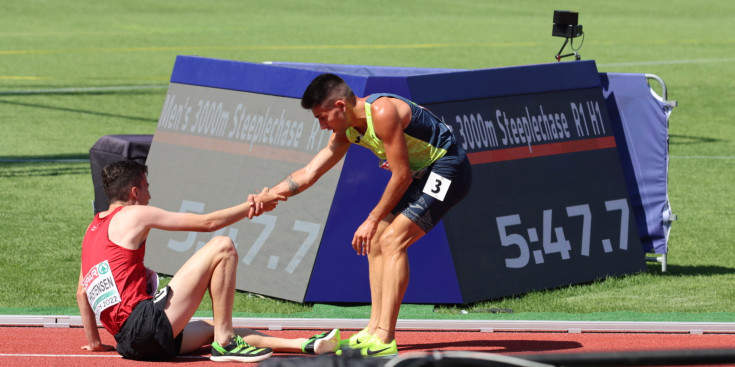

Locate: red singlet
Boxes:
[81,206,151,335]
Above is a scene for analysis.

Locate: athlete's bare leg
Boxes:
[179,320,310,354]
[164,236,239,347]
[372,215,425,344]
[179,320,215,354]
[365,214,394,335]
[237,329,308,352]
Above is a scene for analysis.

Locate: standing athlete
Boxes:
[265,73,472,357]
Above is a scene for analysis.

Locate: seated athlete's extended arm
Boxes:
[127,188,284,234]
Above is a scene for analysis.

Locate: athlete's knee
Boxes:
[208,236,238,261]
[367,239,383,259]
[378,230,409,256]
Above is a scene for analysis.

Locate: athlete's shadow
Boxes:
[402,338,583,353]
[173,347,322,364]
[169,346,216,363]
[170,339,583,362]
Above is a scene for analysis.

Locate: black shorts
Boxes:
[392,145,472,232]
[114,286,183,360]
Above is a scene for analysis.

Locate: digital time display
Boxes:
[428,87,646,303]
[496,198,631,269]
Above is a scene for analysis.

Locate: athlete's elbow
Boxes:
[301,169,321,188]
[200,219,223,232]
[76,287,88,305]
[393,170,413,185]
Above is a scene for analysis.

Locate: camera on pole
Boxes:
[553,10,584,62]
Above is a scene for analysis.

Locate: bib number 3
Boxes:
[422,172,451,201]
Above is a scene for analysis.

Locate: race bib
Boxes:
[422,171,451,201]
[82,260,122,318]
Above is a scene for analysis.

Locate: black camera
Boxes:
[553,10,584,61]
[552,10,583,38]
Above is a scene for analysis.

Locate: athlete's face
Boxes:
[312,99,347,132]
[133,174,151,205]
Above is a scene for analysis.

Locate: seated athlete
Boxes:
[76,160,339,363]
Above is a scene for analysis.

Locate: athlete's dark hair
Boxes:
[102,160,148,202]
[301,73,354,109]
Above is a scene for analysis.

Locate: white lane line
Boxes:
[599,58,735,67]
[0,353,207,359]
[5,315,735,333]
[670,155,735,160]
[0,354,121,358]
[0,159,88,163]
[0,84,167,95]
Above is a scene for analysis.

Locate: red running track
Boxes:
[2,326,735,366]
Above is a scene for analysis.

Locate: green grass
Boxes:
[1,0,734,321]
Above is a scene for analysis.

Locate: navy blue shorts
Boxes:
[114,286,183,360]
[392,145,472,232]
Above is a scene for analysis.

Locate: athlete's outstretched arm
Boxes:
[109,190,285,250]
[145,190,281,230]
[270,132,350,198]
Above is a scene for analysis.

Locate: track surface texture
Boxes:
[2,322,735,367]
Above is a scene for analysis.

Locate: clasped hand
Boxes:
[247,187,286,219]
